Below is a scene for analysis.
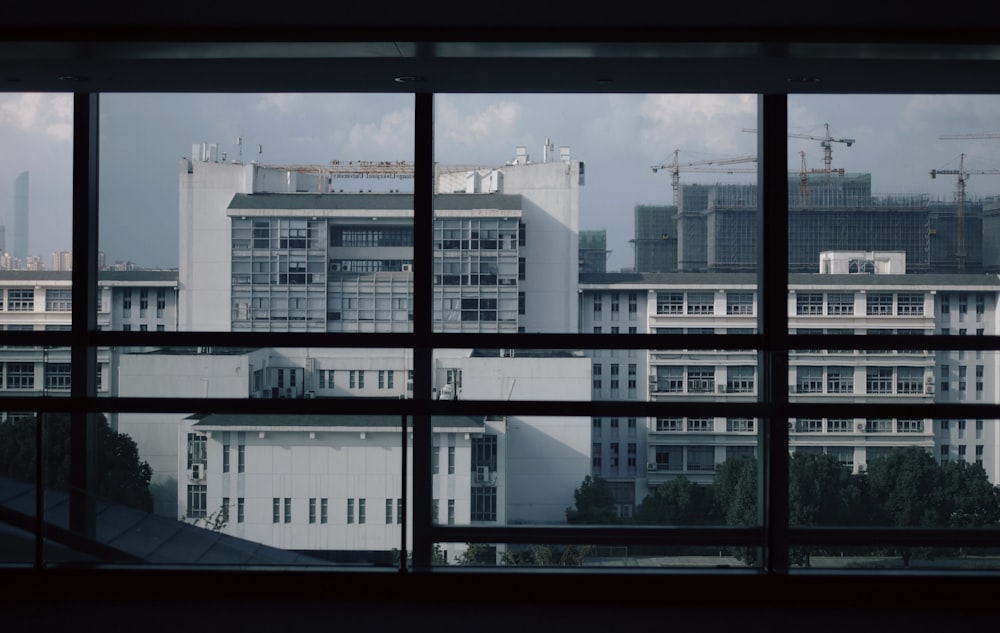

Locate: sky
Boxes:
[2,92,1000,271]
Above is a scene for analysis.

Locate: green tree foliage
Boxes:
[789,452,862,527]
[500,544,591,566]
[0,413,153,512]
[566,475,616,524]
[635,475,716,525]
[713,456,757,527]
[936,460,1000,528]
[865,447,945,528]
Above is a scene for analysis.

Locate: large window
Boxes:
[4,84,999,584]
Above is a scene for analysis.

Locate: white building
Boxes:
[0,270,178,400]
[116,347,591,560]
[579,252,1000,513]
[181,141,582,334]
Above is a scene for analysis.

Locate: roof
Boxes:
[190,413,485,431]
[579,272,1000,288]
[0,270,178,283]
[228,192,522,212]
[0,476,327,565]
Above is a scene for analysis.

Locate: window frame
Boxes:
[5,88,995,587]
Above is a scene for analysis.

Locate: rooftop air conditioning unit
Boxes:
[857,422,866,432]
[787,422,795,431]
[717,384,727,394]
[647,462,658,471]
[402,264,413,272]
[191,463,205,480]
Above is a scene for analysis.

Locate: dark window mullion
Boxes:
[410,91,434,569]
[758,93,790,574]
[69,92,99,541]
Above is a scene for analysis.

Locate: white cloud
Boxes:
[0,93,74,142]
[436,98,523,148]
[345,108,415,157]
[638,94,757,159]
[252,94,305,117]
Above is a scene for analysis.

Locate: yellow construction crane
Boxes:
[930,153,1000,272]
[743,123,855,181]
[651,149,758,205]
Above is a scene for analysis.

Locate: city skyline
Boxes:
[4,93,1000,270]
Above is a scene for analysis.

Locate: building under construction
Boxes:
[632,205,677,272]
[579,229,608,274]
[670,173,984,273]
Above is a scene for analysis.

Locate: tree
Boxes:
[788,452,863,567]
[635,475,716,525]
[712,456,758,565]
[0,413,153,512]
[936,460,1000,529]
[566,475,616,524]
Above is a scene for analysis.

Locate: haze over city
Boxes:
[3,93,1000,271]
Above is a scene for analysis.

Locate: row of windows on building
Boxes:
[0,288,71,312]
[651,445,757,471]
[316,369,409,390]
[185,488,405,525]
[654,292,755,316]
[794,291,926,316]
[652,366,755,394]
[0,362,71,390]
[592,441,638,470]
[194,494,493,525]
[592,292,642,320]
[592,363,641,391]
[121,288,169,319]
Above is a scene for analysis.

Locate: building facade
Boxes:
[580,253,1000,513]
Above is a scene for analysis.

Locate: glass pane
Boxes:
[789,420,999,530]
[99,94,414,332]
[434,94,758,334]
[437,542,762,569]
[88,411,406,566]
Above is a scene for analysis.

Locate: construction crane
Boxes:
[651,149,758,205]
[743,123,855,181]
[795,149,845,202]
[930,153,1000,272]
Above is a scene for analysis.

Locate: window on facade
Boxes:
[796,292,823,315]
[7,289,34,312]
[796,366,823,393]
[827,419,852,433]
[795,418,823,433]
[686,446,715,471]
[726,366,754,393]
[866,367,893,394]
[896,367,923,394]
[826,292,854,315]
[44,363,71,390]
[686,292,714,315]
[687,367,714,393]
[726,418,755,432]
[896,293,924,315]
[656,418,683,432]
[866,293,893,316]
[865,418,893,433]
[826,366,853,394]
[726,292,753,315]
[45,289,72,312]
[656,292,683,315]
[188,485,207,519]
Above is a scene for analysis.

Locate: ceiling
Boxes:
[2,5,1000,93]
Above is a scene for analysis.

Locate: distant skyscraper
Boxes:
[52,250,72,271]
[13,171,28,264]
[0,225,6,255]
